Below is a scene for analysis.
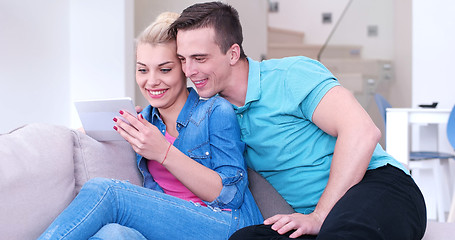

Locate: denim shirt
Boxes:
[137,88,261,216]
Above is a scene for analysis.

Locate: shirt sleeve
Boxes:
[284,57,339,121]
[202,97,248,210]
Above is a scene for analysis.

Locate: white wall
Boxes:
[0,0,135,133]
[412,0,455,109]
[268,0,348,45]
[0,0,71,133]
[70,0,135,128]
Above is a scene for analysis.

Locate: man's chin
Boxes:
[196,88,217,99]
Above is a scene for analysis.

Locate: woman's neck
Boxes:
[158,89,189,138]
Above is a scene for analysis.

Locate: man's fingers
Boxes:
[264,214,284,225]
[135,105,143,113]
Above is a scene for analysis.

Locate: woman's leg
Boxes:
[89,224,147,240]
[39,178,236,240]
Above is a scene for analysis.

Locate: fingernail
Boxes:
[119,110,124,115]
[139,114,144,119]
[113,117,117,122]
[113,126,118,131]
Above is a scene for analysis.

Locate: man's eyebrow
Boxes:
[177,53,208,58]
[190,54,208,58]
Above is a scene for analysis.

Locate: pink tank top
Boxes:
[147,132,206,206]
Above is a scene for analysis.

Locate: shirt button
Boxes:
[240,114,243,118]
[162,130,165,133]
[205,151,210,156]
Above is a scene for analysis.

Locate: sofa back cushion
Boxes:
[72,129,142,193]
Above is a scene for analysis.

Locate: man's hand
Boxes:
[135,106,143,114]
[263,212,323,238]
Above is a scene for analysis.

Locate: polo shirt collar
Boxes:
[236,57,261,112]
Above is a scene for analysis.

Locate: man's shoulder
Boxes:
[260,56,322,72]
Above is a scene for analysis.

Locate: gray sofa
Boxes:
[0,123,452,239]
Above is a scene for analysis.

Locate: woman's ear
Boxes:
[228,44,241,65]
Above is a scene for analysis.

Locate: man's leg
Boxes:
[89,224,147,240]
[229,224,316,240]
[318,165,426,240]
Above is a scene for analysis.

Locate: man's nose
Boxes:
[183,61,196,78]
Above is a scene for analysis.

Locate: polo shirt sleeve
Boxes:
[285,57,339,122]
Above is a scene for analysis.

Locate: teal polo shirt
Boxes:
[234,57,408,214]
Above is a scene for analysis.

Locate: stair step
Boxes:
[267,44,362,60]
[268,27,305,45]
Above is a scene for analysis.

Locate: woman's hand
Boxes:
[263,212,323,238]
[113,110,169,162]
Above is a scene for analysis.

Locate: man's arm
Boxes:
[264,86,381,237]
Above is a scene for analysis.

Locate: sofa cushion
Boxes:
[72,129,142,193]
[0,124,76,240]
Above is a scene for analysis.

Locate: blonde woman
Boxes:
[38,12,262,240]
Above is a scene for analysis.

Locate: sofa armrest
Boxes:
[248,168,295,219]
[0,124,76,240]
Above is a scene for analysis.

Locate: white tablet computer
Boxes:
[74,97,137,141]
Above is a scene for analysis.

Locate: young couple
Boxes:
[39,2,426,240]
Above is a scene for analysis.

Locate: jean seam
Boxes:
[60,185,113,239]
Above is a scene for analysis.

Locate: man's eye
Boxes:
[195,57,206,63]
[178,57,185,63]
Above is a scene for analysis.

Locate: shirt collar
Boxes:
[142,87,199,127]
[235,57,261,112]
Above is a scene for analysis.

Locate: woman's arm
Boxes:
[115,111,223,202]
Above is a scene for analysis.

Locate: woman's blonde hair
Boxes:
[137,12,180,45]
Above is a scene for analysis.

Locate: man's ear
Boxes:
[228,44,241,65]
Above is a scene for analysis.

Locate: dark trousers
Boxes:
[229,165,427,240]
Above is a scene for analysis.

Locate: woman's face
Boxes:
[136,42,187,111]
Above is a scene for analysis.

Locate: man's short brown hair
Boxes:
[169,1,247,59]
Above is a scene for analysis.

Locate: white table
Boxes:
[386,108,452,221]
[386,108,451,166]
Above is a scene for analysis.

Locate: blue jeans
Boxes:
[89,224,147,240]
[38,178,253,240]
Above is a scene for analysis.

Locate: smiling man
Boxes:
[170,2,427,240]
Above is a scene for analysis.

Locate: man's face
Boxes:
[176,27,231,98]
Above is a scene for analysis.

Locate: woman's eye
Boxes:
[161,68,171,73]
[137,68,147,73]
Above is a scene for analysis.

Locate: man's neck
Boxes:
[219,58,249,107]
